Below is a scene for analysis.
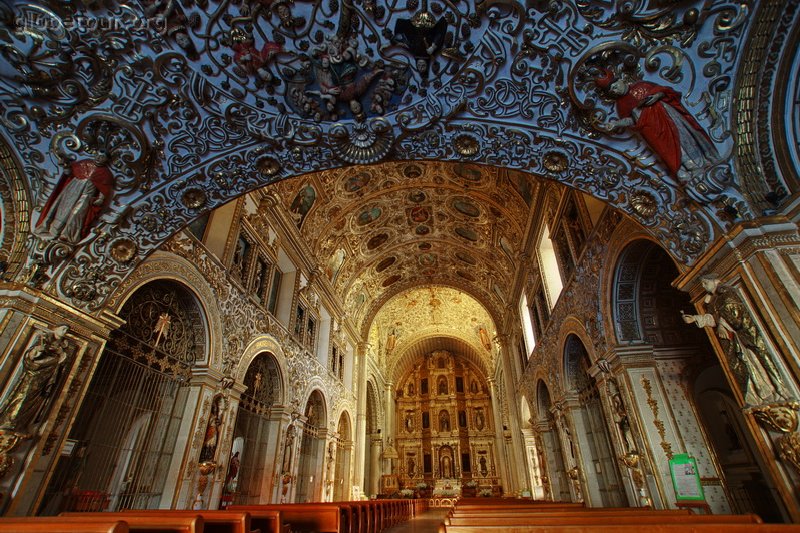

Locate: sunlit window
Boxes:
[538,224,563,309]
[519,293,536,355]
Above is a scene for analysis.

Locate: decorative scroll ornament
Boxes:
[746,402,800,475]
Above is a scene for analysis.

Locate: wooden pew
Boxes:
[441,525,800,533]
[444,514,763,527]
[229,504,348,533]
[121,510,256,533]
[223,509,281,533]
[0,516,129,533]
[61,512,203,533]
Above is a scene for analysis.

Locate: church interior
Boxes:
[1,0,800,529]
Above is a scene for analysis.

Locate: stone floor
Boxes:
[384,509,451,533]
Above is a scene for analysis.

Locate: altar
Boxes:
[432,479,461,497]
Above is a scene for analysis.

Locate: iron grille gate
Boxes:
[231,407,272,505]
[40,343,189,514]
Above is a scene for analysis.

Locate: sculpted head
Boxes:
[700,275,721,294]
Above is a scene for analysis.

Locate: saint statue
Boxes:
[0,325,70,433]
[225,451,240,493]
[199,396,223,463]
[611,393,636,453]
[682,276,789,406]
[596,70,720,193]
[34,152,114,245]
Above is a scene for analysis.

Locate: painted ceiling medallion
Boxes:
[408,190,427,203]
[404,165,424,180]
[456,251,478,265]
[453,163,483,183]
[453,197,481,217]
[630,191,658,219]
[376,256,396,272]
[182,188,207,210]
[383,274,402,287]
[110,238,137,263]
[367,233,389,250]
[455,227,479,242]
[356,206,383,226]
[257,156,281,177]
[330,119,394,164]
[344,171,372,193]
[543,151,569,173]
[454,134,480,157]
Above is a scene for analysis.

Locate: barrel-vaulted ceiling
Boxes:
[270,161,535,332]
[0,0,768,313]
[366,286,497,379]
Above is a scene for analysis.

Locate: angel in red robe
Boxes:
[597,70,719,182]
[34,152,114,245]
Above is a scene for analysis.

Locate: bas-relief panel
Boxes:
[654,358,731,514]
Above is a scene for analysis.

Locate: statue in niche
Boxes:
[596,69,721,202]
[439,411,450,432]
[199,396,223,463]
[34,152,114,245]
[407,381,415,396]
[386,329,397,353]
[479,456,488,477]
[225,451,240,493]
[437,377,448,395]
[0,325,71,433]
[405,412,414,432]
[475,409,485,431]
[470,380,478,394]
[407,457,416,478]
[441,455,453,478]
[611,392,636,453]
[282,424,296,473]
[682,276,789,406]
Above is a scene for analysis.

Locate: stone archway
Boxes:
[563,334,626,507]
[296,390,327,502]
[332,412,352,501]
[535,380,569,502]
[40,279,207,514]
[227,351,283,506]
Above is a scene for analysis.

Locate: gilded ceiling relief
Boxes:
[367,286,497,374]
[271,161,530,332]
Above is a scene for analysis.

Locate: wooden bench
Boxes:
[229,504,348,533]
[441,525,800,533]
[121,510,256,533]
[223,509,281,533]
[61,512,203,533]
[444,514,763,527]
[0,516,129,533]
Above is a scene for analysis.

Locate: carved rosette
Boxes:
[746,402,800,475]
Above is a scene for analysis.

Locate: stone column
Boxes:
[353,342,370,498]
[675,220,800,520]
[0,284,121,516]
[383,381,395,454]
[487,378,507,491]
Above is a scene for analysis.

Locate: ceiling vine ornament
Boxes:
[0,0,762,312]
